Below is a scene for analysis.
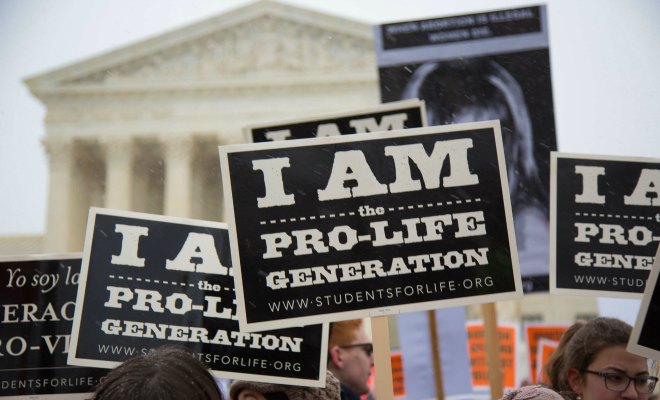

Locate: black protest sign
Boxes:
[69,208,328,387]
[219,121,522,332]
[550,153,660,297]
[245,100,426,143]
[376,5,557,293]
[628,245,660,361]
[1,255,107,398]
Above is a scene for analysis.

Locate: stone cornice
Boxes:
[30,71,377,97]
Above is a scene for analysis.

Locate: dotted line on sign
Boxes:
[386,198,481,212]
[574,212,656,221]
[108,275,196,288]
[259,198,482,226]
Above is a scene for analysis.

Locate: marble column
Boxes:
[101,137,134,210]
[162,136,193,218]
[42,137,77,252]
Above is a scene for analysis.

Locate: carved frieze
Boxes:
[64,15,374,86]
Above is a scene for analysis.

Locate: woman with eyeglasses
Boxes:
[327,320,375,400]
[543,317,658,400]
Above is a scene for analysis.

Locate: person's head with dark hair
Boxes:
[327,319,373,399]
[542,317,657,400]
[92,345,223,400]
[229,370,340,400]
[542,321,590,391]
[402,59,546,214]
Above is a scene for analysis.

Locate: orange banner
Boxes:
[536,339,559,385]
[367,352,406,398]
[524,324,568,383]
[391,352,405,397]
[467,323,517,390]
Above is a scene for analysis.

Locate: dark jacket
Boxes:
[339,384,361,400]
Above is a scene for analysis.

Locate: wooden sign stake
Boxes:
[372,316,395,400]
[428,310,445,399]
[482,302,504,399]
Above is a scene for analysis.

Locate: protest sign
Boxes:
[245,98,428,397]
[68,208,327,387]
[245,100,426,143]
[467,322,518,391]
[536,338,559,385]
[390,352,405,397]
[550,153,660,297]
[365,353,405,398]
[219,121,522,332]
[396,309,472,398]
[376,5,557,293]
[1,254,107,399]
[524,323,568,383]
[628,244,660,361]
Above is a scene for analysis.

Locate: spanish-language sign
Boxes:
[0,254,107,399]
[467,322,518,391]
[550,153,660,297]
[524,323,568,383]
[68,208,328,387]
[219,121,522,332]
[628,244,660,361]
[376,5,557,293]
[245,100,426,143]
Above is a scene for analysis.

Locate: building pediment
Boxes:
[26,1,375,94]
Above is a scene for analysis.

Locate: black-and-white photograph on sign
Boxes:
[245,99,426,143]
[69,208,328,387]
[0,254,107,399]
[376,5,557,293]
[628,245,660,361]
[550,153,660,298]
[219,121,522,332]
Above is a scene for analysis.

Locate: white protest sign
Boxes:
[219,121,522,332]
[1,254,108,399]
[550,152,660,298]
[68,208,328,387]
[245,99,426,143]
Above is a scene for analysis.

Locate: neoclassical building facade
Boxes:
[26,1,380,253]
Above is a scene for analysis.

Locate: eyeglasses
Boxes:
[584,370,658,394]
[339,343,373,357]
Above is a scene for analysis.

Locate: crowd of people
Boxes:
[89,317,657,400]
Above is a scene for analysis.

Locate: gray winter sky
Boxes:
[1,0,659,236]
